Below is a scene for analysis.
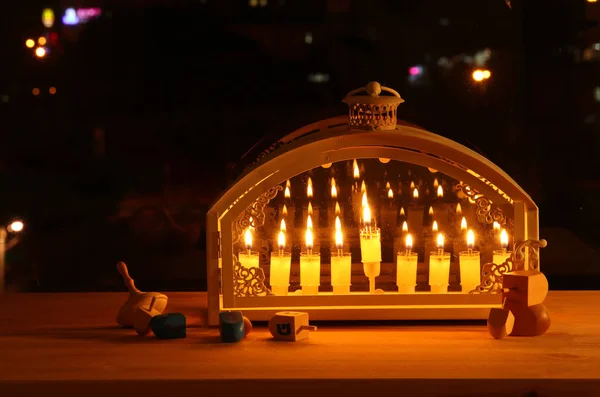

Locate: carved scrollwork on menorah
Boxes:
[232,185,283,297]
[454,183,514,230]
[232,185,283,246]
[470,239,548,294]
[233,254,273,297]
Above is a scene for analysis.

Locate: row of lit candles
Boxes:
[240,190,511,295]
[284,175,446,201]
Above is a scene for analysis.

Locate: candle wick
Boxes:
[247,248,251,256]
[468,248,473,255]
[437,248,443,256]
[406,249,411,257]
[337,248,342,257]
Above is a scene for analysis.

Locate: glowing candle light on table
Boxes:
[429,233,451,293]
[397,233,418,293]
[359,196,381,294]
[270,220,292,295]
[493,229,511,265]
[238,228,259,269]
[300,221,321,295]
[331,216,352,294]
[459,229,481,293]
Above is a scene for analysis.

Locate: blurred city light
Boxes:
[25,39,35,48]
[38,37,47,46]
[8,221,24,233]
[35,47,46,58]
[32,88,40,96]
[472,69,491,82]
[49,87,57,95]
[62,8,80,25]
[42,8,55,28]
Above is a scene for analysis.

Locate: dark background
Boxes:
[0,0,599,292]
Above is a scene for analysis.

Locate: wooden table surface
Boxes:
[0,291,599,397]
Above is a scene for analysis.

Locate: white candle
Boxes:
[429,233,450,293]
[331,218,351,294]
[300,227,321,295]
[238,227,259,269]
[459,229,481,293]
[397,233,418,293]
[270,220,291,296]
[360,197,381,293]
[493,228,511,265]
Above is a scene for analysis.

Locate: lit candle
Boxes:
[331,178,338,199]
[359,197,381,294]
[331,216,352,294]
[270,219,292,296]
[459,229,481,294]
[413,188,419,199]
[429,233,450,293]
[353,159,360,180]
[493,229,511,265]
[361,180,367,194]
[429,206,434,216]
[456,203,462,215]
[437,185,443,198]
[300,225,321,295]
[410,181,415,189]
[461,217,467,232]
[433,178,439,188]
[396,233,418,293]
[432,220,438,233]
[388,188,394,199]
[238,227,259,269]
[402,221,408,234]
[284,180,291,199]
[307,177,313,199]
[400,207,405,217]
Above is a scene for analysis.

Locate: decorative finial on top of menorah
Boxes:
[342,81,404,131]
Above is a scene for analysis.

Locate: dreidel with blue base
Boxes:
[268,311,317,342]
[150,312,187,339]
[219,311,245,343]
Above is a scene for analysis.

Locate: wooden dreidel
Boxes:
[268,311,317,342]
[116,262,168,327]
[487,304,515,339]
[219,311,245,343]
[133,296,162,336]
[150,313,187,339]
[503,270,551,337]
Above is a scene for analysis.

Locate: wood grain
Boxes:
[0,291,598,396]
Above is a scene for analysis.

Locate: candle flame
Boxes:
[433,178,439,188]
[244,228,252,250]
[500,229,509,248]
[493,221,500,231]
[282,204,288,217]
[335,201,341,215]
[361,192,368,208]
[278,230,285,250]
[386,181,391,189]
[361,180,366,193]
[284,186,291,198]
[413,188,419,199]
[307,177,313,198]
[388,188,393,198]
[429,206,434,216]
[307,214,313,229]
[456,203,462,215]
[305,228,314,250]
[280,219,286,231]
[410,181,415,189]
[437,185,443,198]
[331,178,337,198]
[353,159,359,179]
[335,216,342,230]
[335,227,343,250]
[286,179,291,188]
[308,202,313,215]
[402,221,408,233]
[406,234,413,250]
[432,221,438,232]
[363,204,372,226]
[400,207,405,216]
[461,217,467,231]
[436,233,444,249]
[467,229,475,248]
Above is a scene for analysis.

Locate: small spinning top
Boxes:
[116,261,168,328]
